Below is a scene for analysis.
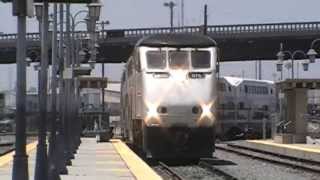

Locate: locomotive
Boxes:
[120,34,218,159]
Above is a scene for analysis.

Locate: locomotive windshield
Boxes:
[191,51,211,69]
[146,51,166,69]
[169,51,189,69]
[145,48,213,70]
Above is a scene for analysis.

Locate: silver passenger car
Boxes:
[121,34,218,159]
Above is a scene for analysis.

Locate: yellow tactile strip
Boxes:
[111,139,162,180]
[0,141,37,167]
[248,140,320,153]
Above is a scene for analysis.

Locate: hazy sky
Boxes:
[0,0,320,90]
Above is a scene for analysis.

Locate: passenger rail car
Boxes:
[121,34,218,159]
[217,76,276,139]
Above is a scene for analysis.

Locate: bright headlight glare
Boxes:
[147,105,158,118]
[144,101,163,126]
[200,103,213,119]
[171,70,187,82]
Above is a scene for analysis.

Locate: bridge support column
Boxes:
[285,88,308,143]
[274,79,319,144]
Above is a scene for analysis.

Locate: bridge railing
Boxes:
[207,21,320,35]
[1,21,320,41]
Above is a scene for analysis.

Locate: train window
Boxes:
[146,51,166,69]
[169,51,189,69]
[191,51,210,68]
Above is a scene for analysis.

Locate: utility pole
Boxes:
[12,0,29,179]
[181,0,184,27]
[35,0,49,179]
[204,4,208,35]
[164,1,176,29]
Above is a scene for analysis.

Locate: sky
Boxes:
[0,0,320,90]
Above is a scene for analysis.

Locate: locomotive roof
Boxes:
[137,34,217,48]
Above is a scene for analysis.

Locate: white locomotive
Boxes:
[121,34,218,159]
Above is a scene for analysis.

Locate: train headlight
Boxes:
[172,70,187,82]
[200,103,213,119]
[198,102,215,126]
[147,104,159,119]
[145,102,161,126]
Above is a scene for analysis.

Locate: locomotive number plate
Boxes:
[188,72,205,79]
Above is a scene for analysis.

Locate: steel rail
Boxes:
[198,160,238,180]
[158,161,186,180]
[215,144,320,173]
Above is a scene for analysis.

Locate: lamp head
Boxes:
[276,60,283,72]
[88,2,102,21]
[307,48,317,63]
[88,59,96,69]
[302,60,309,71]
[34,3,43,21]
[277,51,285,61]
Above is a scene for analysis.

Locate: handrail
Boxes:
[1,21,320,41]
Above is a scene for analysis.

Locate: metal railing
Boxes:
[1,21,320,41]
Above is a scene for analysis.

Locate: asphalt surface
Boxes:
[214,148,320,180]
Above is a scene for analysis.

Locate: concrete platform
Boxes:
[0,141,37,179]
[61,138,161,180]
[0,138,161,180]
[227,140,320,163]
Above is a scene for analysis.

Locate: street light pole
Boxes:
[64,3,74,164]
[164,1,176,29]
[12,6,29,180]
[35,0,49,179]
[55,3,69,175]
[48,4,59,180]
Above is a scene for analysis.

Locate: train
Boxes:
[120,34,218,159]
[217,76,276,140]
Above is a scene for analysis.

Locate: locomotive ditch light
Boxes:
[146,103,159,119]
[145,102,162,126]
[200,103,213,119]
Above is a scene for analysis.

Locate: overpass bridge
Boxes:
[1,21,320,64]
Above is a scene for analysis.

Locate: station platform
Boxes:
[227,140,320,163]
[0,141,38,179]
[0,138,161,180]
[61,138,161,180]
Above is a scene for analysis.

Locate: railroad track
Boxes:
[215,143,320,173]
[199,159,238,180]
[158,161,186,180]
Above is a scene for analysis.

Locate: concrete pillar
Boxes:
[285,88,308,143]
